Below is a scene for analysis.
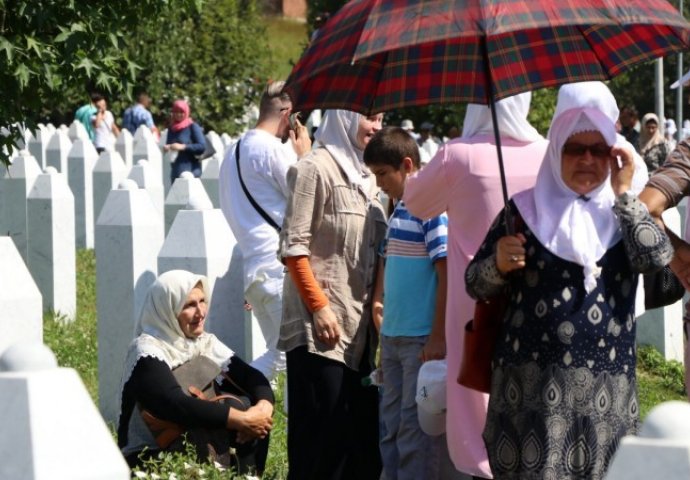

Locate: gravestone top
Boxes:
[43,166,58,176]
[187,194,213,211]
[119,179,139,190]
[0,342,57,372]
[180,171,194,179]
[640,401,690,440]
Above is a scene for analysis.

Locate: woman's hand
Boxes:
[313,304,341,349]
[164,142,186,152]
[609,145,634,196]
[228,400,274,443]
[496,234,527,275]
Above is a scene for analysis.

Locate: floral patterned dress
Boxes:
[466,195,672,480]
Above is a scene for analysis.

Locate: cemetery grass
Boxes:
[44,250,686,478]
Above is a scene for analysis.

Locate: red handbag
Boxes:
[458,210,523,393]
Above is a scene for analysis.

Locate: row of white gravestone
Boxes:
[95,178,261,425]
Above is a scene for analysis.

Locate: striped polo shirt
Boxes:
[381,201,448,337]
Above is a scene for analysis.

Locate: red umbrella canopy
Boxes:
[285,0,690,114]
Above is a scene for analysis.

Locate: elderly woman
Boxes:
[279,109,386,480]
[465,82,673,479]
[638,112,670,172]
[117,270,274,473]
[164,99,207,183]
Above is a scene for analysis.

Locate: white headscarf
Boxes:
[461,92,544,142]
[513,82,648,293]
[314,109,370,190]
[638,113,665,154]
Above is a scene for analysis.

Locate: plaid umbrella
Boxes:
[285,0,690,214]
[285,0,690,113]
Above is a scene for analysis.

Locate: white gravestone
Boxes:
[164,172,212,233]
[68,120,89,142]
[163,150,174,195]
[158,199,255,357]
[67,139,98,249]
[45,123,56,135]
[17,127,34,150]
[128,159,164,219]
[637,207,684,363]
[1,151,42,261]
[0,238,42,356]
[114,128,133,171]
[132,134,163,188]
[27,168,76,321]
[201,156,221,208]
[28,126,52,169]
[95,179,163,424]
[92,150,128,222]
[132,124,155,146]
[220,132,234,150]
[0,343,130,480]
[58,124,69,135]
[44,130,72,176]
[606,401,690,480]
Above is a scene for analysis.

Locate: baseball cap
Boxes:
[416,359,447,436]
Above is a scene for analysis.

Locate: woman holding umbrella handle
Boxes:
[466,81,672,479]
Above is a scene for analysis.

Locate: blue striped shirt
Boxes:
[381,201,448,337]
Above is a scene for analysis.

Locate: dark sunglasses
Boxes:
[562,142,610,158]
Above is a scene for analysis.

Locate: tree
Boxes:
[0,0,202,166]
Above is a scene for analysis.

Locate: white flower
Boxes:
[183,462,193,470]
[151,475,161,480]
[133,472,147,479]
[168,474,178,480]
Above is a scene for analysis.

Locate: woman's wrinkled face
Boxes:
[560,130,611,195]
[355,113,384,149]
[177,285,207,339]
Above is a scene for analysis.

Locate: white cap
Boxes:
[401,119,414,130]
[416,359,447,436]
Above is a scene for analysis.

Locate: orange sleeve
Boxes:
[285,256,329,313]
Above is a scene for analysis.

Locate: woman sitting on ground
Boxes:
[117,270,274,474]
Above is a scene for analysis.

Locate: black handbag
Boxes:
[643,265,685,310]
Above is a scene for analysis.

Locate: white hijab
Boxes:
[314,109,371,190]
[513,82,648,293]
[120,270,233,393]
[461,92,544,142]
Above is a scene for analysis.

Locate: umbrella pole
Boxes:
[481,36,514,235]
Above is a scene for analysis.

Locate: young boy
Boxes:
[365,127,448,480]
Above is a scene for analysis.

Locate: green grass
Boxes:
[43,249,688,478]
[262,16,309,81]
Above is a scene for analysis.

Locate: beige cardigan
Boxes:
[277,146,387,370]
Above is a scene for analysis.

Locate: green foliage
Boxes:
[305,0,347,38]
[0,0,202,165]
[262,16,309,81]
[123,0,272,136]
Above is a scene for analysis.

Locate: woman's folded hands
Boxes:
[226,399,274,443]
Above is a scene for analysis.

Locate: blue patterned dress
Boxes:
[466,195,672,480]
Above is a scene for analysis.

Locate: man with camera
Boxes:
[219,81,311,381]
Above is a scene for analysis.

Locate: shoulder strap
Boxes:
[235,139,281,232]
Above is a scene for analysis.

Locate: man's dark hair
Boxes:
[364,126,420,169]
[90,92,104,103]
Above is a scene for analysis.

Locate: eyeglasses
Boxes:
[562,142,610,158]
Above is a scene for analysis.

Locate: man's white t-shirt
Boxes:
[219,128,297,290]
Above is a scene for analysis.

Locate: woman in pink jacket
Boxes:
[403,93,547,478]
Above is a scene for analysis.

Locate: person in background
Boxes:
[401,119,419,140]
[117,270,275,474]
[619,105,640,152]
[219,81,311,382]
[366,127,448,480]
[403,92,548,479]
[638,113,670,172]
[92,95,120,154]
[664,118,678,151]
[418,121,440,160]
[466,81,671,479]
[122,89,159,139]
[74,92,101,141]
[164,99,206,183]
[279,109,385,480]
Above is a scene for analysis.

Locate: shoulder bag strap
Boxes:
[235,139,281,233]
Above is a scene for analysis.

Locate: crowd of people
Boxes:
[107,77,690,480]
